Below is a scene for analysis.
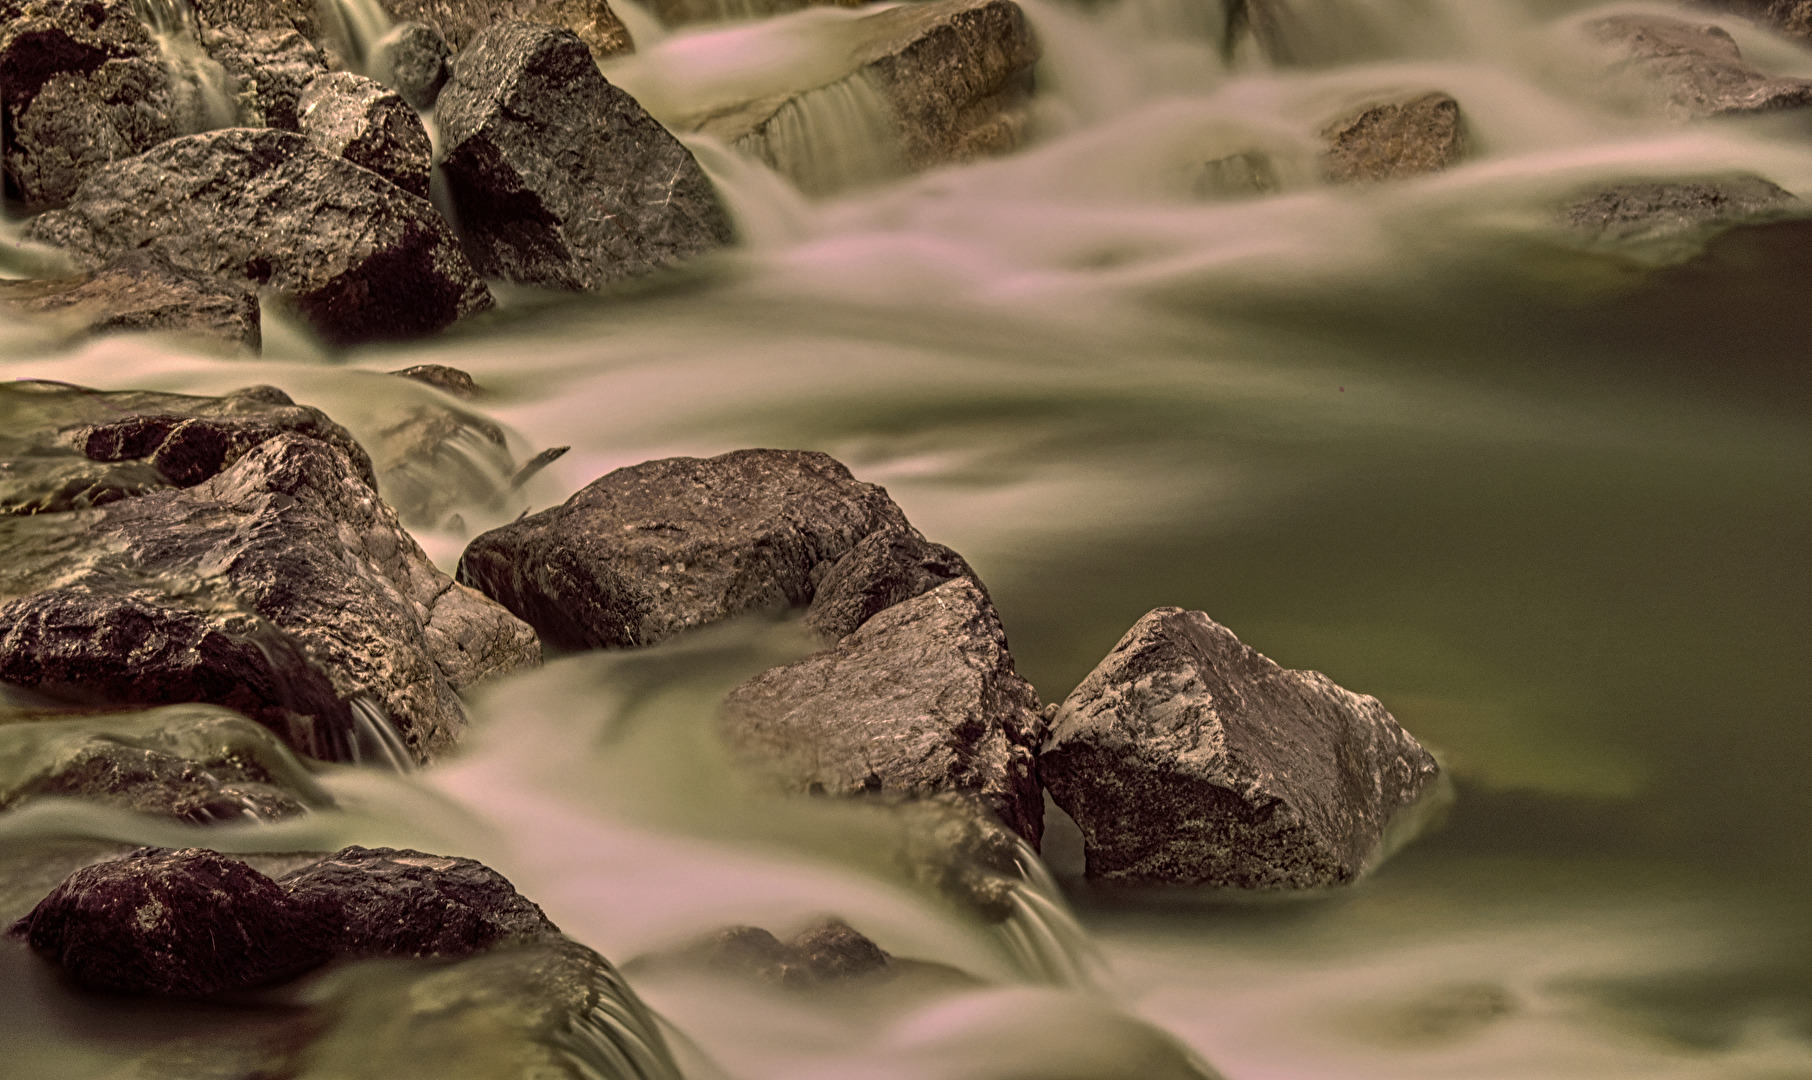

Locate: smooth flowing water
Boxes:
[3,0,1811,1076]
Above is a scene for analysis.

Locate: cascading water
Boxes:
[732,71,904,196]
[316,0,398,75]
[130,0,237,132]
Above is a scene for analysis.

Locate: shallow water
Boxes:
[4,0,1812,1075]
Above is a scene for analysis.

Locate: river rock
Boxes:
[203,24,328,130]
[1692,1,1812,40]
[23,128,491,346]
[1321,90,1466,184]
[391,363,482,399]
[1561,175,1801,244]
[298,71,433,198]
[1586,14,1812,121]
[0,705,329,823]
[1041,608,1441,889]
[657,918,892,986]
[457,448,971,650]
[436,22,732,291]
[722,577,1047,846]
[370,21,451,110]
[0,383,541,762]
[0,252,260,351]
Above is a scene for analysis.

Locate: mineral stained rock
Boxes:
[0,252,260,351]
[23,128,491,346]
[1041,608,1441,889]
[298,72,433,198]
[1321,90,1467,184]
[1561,175,1801,244]
[0,383,540,763]
[202,24,328,129]
[436,22,732,290]
[1586,14,1812,120]
[457,449,971,650]
[722,577,1047,847]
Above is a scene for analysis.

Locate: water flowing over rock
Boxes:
[651,918,893,986]
[1586,14,1812,121]
[298,71,432,198]
[370,21,450,109]
[646,0,859,28]
[391,363,482,399]
[202,24,328,129]
[1561,175,1801,245]
[0,251,260,350]
[1693,1,1812,41]
[456,448,971,650]
[436,22,731,291]
[1040,608,1441,889]
[23,128,491,345]
[721,577,1047,847]
[0,382,540,763]
[1320,90,1466,184]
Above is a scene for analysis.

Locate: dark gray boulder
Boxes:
[1586,14,1812,121]
[1041,608,1441,889]
[721,577,1046,847]
[0,383,541,763]
[0,252,260,351]
[436,22,732,290]
[202,24,328,130]
[23,128,491,346]
[653,918,892,987]
[1320,90,1466,184]
[8,847,335,997]
[370,21,451,110]
[298,71,433,199]
[1560,175,1801,244]
[456,448,970,650]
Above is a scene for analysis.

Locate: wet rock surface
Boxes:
[1321,90,1466,184]
[371,21,452,110]
[1587,14,1812,120]
[381,0,636,58]
[436,22,731,291]
[202,24,327,130]
[390,363,483,400]
[661,918,893,986]
[1041,607,1441,889]
[298,71,433,199]
[458,448,968,650]
[23,128,491,346]
[0,382,540,763]
[1693,1,1812,41]
[1561,175,1801,244]
[722,577,1047,847]
[0,252,260,351]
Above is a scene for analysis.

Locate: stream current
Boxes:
[4,0,1812,1076]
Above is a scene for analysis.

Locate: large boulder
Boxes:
[456,448,973,650]
[0,382,540,763]
[436,22,732,291]
[0,251,260,351]
[1041,608,1441,889]
[1585,14,1812,121]
[721,577,1047,847]
[298,71,433,199]
[1561,175,1801,245]
[23,128,491,346]
[1320,90,1466,184]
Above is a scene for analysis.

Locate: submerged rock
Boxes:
[0,382,540,763]
[1320,90,1466,184]
[0,252,260,351]
[24,128,490,346]
[370,21,451,110]
[298,71,433,199]
[722,577,1047,847]
[391,364,483,400]
[457,448,970,650]
[1561,175,1801,244]
[1041,608,1441,889]
[1586,14,1812,121]
[654,918,893,986]
[646,0,860,27]
[1693,1,1812,40]
[437,22,732,290]
[202,24,328,130]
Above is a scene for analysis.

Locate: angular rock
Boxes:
[1041,608,1442,889]
[1561,175,1801,244]
[722,577,1047,846]
[0,383,541,762]
[0,704,329,822]
[456,448,966,650]
[0,252,260,351]
[8,847,335,996]
[1320,90,1466,184]
[1586,14,1812,121]
[202,24,329,130]
[804,526,976,642]
[298,71,433,198]
[370,21,450,110]
[390,363,482,399]
[437,22,732,290]
[278,846,560,959]
[697,0,1039,183]
[23,128,491,346]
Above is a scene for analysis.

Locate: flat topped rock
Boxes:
[1587,14,1812,120]
[1561,175,1801,243]
[1041,608,1441,889]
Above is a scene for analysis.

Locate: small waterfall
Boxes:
[315,0,396,75]
[130,0,236,133]
[552,962,687,1080]
[992,836,1112,991]
[347,696,416,773]
[732,70,903,198]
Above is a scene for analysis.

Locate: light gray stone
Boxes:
[370,21,451,110]
[298,71,433,198]
[1320,90,1466,184]
[202,24,328,130]
[1561,174,1801,244]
